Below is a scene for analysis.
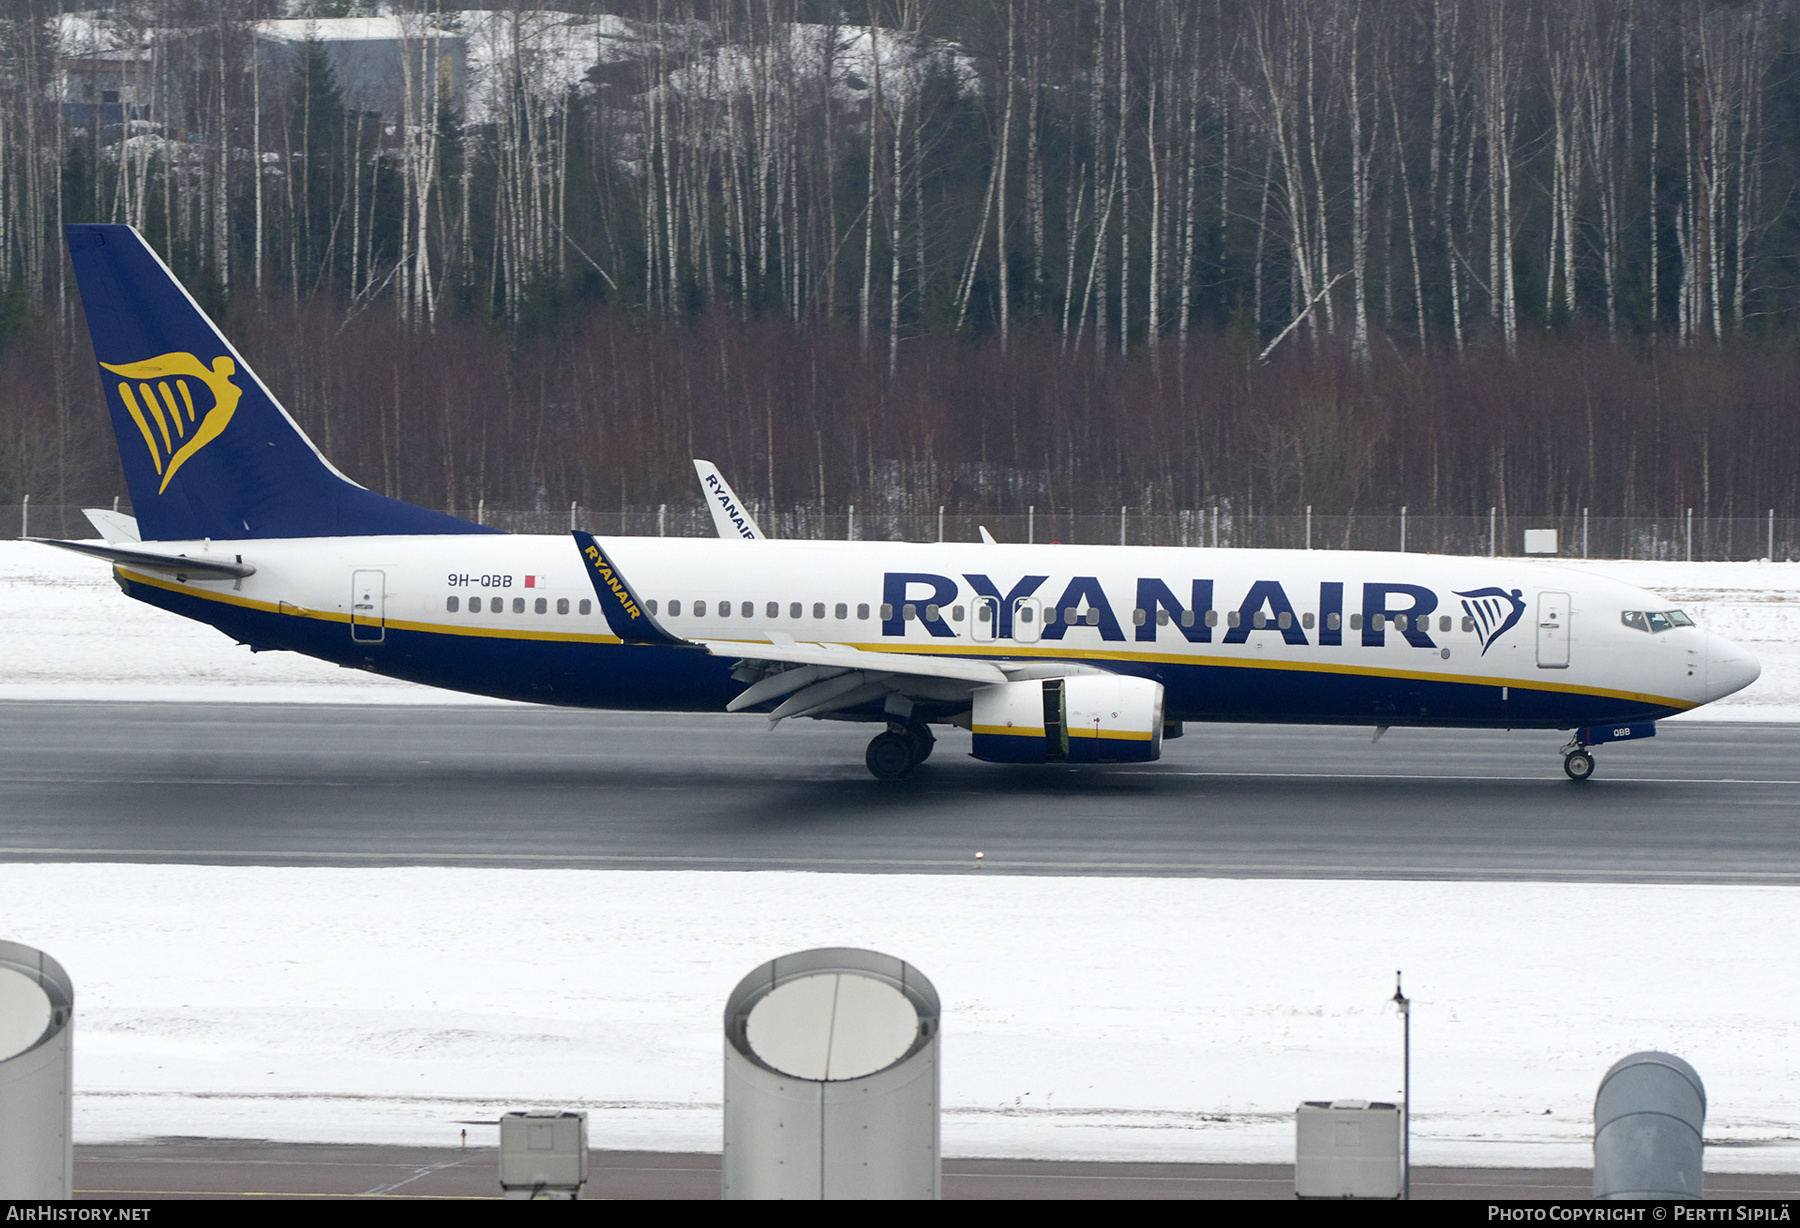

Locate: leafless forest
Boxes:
[2,0,1799,536]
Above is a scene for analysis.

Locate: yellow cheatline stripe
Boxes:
[119,571,1693,710]
[804,637,1696,711]
[118,569,624,646]
[972,724,1044,737]
[1067,726,1154,741]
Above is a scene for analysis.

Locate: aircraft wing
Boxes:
[701,638,1010,684]
[702,638,1015,723]
[28,537,255,579]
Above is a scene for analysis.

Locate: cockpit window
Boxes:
[1622,609,1694,633]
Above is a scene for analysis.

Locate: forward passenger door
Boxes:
[1536,591,1570,669]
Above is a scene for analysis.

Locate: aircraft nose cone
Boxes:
[1705,634,1761,703]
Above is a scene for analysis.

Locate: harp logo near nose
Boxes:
[99,351,243,494]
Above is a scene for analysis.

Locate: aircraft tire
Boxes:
[1563,750,1596,782]
[866,731,916,780]
[907,722,936,764]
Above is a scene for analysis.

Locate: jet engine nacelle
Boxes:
[970,675,1164,764]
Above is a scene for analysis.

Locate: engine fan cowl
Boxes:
[970,675,1164,764]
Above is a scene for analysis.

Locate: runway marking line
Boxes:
[8,847,1800,883]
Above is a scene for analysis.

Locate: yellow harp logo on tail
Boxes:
[99,352,243,494]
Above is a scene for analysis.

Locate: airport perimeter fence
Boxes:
[7,499,1798,562]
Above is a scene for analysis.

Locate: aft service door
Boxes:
[351,570,386,643]
[1536,591,1570,668]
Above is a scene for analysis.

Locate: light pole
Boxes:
[1393,970,1410,1200]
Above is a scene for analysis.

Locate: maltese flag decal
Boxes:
[523,575,547,588]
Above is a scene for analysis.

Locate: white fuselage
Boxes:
[110,535,1760,728]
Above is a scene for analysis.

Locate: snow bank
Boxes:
[1,864,1793,1171]
[2,542,1793,717]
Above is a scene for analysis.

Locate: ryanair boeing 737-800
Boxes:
[33,224,1761,780]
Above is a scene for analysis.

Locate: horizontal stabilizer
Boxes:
[29,537,255,579]
[82,508,141,542]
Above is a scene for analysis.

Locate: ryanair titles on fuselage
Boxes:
[881,571,1529,654]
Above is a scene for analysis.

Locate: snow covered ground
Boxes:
[0,864,1794,1171]
[1,542,1796,717]
[3,543,1797,1170]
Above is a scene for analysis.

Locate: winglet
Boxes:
[979,525,998,545]
[571,531,690,646]
[693,459,765,540]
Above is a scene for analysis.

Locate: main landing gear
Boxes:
[865,721,935,780]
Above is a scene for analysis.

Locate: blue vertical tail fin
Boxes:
[66,224,493,541]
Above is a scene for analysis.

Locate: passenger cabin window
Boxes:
[557,598,570,615]
[813,602,826,619]
[1439,615,1452,632]
[857,603,871,620]
[1302,612,1315,630]
[667,600,681,617]
[1349,613,1363,630]
[513,597,526,614]
[694,600,707,617]
[767,602,780,619]
[742,602,754,618]
[1203,610,1218,627]
[1461,616,1475,632]
[949,605,961,621]
[578,599,592,615]
[718,601,731,618]
[446,596,459,612]
[1227,611,1241,628]
[1327,613,1341,630]
[925,604,939,622]
[646,600,657,615]
[838,603,850,620]
[880,603,894,620]
[535,597,547,614]
[790,602,802,619]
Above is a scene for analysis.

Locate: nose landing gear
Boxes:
[1559,722,1657,782]
[865,721,936,780]
[1562,747,1596,781]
